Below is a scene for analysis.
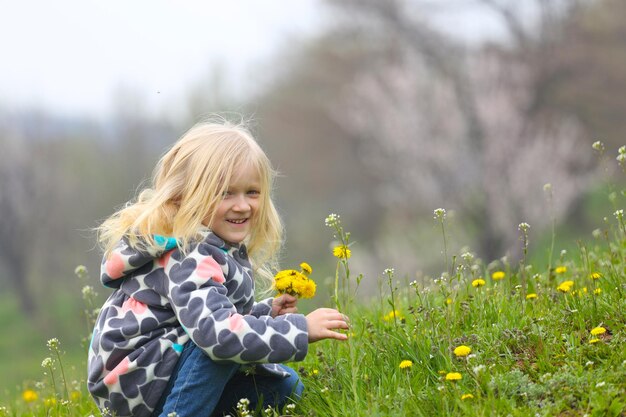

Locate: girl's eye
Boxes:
[247,190,260,196]
[222,190,233,198]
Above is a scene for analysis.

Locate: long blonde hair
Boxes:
[97,118,283,286]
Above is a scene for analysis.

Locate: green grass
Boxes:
[2,212,625,417]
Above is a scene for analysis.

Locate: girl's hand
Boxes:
[271,294,299,317]
[306,308,350,342]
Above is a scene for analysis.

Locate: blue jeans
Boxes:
[151,341,304,417]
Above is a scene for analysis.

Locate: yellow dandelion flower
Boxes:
[557,280,574,293]
[438,370,447,375]
[590,327,606,336]
[590,272,602,280]
[555,266,567,274]
[312,369,319,375]
[461,393,474,400]
[383,310,403,321]
[273,268,316,299]
[300,262,312,275]
[526,293,538,300]
[492,271,505,281]
[273,270,296,292]
[453,345,472,357]
[446,298,453,305]
[399,360,413,369]
[594,288,602,295]
[70,391,81,401]
[445,372,462,381]
[589,338,601,344]
[300,279,317,299]
[471,278,486,287]
[44,397,57,407]
[22,389,38,402]
[333,245,351,259]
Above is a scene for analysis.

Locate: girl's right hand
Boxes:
[305,308,350,343]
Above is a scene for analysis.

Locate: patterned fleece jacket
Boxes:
[87,231,309,417]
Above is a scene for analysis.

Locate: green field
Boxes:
[1,210,625,416]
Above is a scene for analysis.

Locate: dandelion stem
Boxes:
[56,349,70,400]
[544,185,556,276]
[441,220,449,276]
[387,270,398,330]
[46,365,58,400]
[334,261,341,312]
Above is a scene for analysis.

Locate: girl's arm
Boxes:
[248,298,273,317]
[167,243,309,364]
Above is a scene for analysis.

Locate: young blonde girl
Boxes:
[87,119,349,417]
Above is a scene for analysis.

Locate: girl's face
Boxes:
[207,163,261,245]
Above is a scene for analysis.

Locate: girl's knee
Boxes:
[280,366,304,401]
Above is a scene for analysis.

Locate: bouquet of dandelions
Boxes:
[273,262,316,299]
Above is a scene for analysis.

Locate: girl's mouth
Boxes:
[227,218,248,224]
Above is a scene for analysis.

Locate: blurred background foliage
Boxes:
[1,0,626,395]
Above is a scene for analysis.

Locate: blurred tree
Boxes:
[486,0,626,151]
[311,0,605,266]
[0,113,67,315]
[252,35,389,281]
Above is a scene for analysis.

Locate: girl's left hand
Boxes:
[271,294,298,317]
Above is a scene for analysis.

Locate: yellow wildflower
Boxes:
[461,393,474,400]
[492,271,505,281]
[22,389,38,402]
[526,293,538,300]
[471,278,486,287]
[590,272,602,280]
[383,310,403,321]
[70,391,81,401]
[557,280,574,293]
[312,369,319,375]
[594,288,602,295]
[453,345,472,357]
[446,298,453,305]
[300,262,312,275]
[44,397,57,407]
[445,372,462,381]
[399,360,413,369]
[590,327,606,336]
[273,265,316,299]
[332,245,351,259]
[589,338,601,344]
[438,370,447,375]
[555,266,567,274]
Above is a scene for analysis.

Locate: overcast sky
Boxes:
[0,0,505,121]
[0,0,324,119]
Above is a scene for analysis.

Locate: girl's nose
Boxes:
[232,194,251,211]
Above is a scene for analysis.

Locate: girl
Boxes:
[87,119,349,417]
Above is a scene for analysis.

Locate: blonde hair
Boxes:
[97,118,283,287]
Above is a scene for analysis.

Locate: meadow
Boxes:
[2,182,625,416]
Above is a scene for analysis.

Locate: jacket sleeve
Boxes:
[249,298,273,317]
[166,243,308,364]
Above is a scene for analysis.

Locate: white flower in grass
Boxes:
[433,208,446,220]
[592,141,605,152]
[324,213,340,227]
